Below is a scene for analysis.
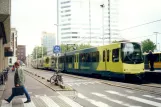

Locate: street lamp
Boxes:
[54,24,60,45]
[100,4,105,45]
[158,43,160,51]
[41,44,43,58]
[154,32,159,50]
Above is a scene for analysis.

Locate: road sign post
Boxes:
[53,45,61,73]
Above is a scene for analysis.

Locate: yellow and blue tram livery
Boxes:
[144,52,161,70]
[59,42,145,80]
[43,56,52,70]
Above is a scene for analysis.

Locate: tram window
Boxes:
[103,50,105,62]
[153,54,159,62]
[74,55,76,62]
[92,51,99,62]
[107,50,110,62]
[112,49,119,62]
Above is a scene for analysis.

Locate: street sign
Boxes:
[53,45,61,53]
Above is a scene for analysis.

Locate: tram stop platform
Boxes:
[144,69,161,82]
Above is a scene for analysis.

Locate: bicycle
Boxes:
[50,70,63,85]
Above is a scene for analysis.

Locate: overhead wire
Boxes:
[119,19,161,31]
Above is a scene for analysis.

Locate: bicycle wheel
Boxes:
[50,74,57,84]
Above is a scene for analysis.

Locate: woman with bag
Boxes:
[5,62,31,103]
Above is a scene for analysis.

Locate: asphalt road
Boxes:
[22,67,161,107]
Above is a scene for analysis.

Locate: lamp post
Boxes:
[154,32,159,51]
[100,4,105,45]
[89,0,91,44]
[41,44,43,58]
[158,43,160,51]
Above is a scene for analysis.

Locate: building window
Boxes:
[71,32,78,34]
[61,1,70,4]
[61,14,71,17]
[61,5,71,9]
[61,27,71,30]
[9,58,12,64]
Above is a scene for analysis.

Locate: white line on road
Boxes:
[1,100,12,107]
[128,96,161,107]
[143,95,161,101]
[125,90,134,94]
[22,98,36,107]
[92,92,141,107]
[67,83,73,86]
[78,93,110,107]
[58,95,83,107]
[39,96,60,107]
[106,90,161,107]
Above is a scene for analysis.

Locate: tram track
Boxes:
[25,68,161,96]
[62,73,161,96]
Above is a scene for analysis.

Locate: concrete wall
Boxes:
[0,0,11,15]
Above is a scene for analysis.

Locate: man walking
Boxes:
[5,62,31,103]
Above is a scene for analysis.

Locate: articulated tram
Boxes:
[32,42,145,80]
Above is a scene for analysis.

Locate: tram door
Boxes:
[103,50,110,71]
[74,53,79,69]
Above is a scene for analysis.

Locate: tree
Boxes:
[141,39,156,52]
[112,40,119,43]
[32,46,47,59]
[60,44,92,53]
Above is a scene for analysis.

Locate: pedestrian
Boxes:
[12,65,15,72]
[5,62,31,103]
[148,50,155,71]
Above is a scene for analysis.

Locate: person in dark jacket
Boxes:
[148,50,155,71]
[5,62,31,103]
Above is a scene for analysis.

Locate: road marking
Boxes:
[39,96,60,107]
[125,90,134,93]
[106,91,126,97]
[128,96,161,107]
[82,83,88,85]
[106,90,161,107]
[78,93,110,107]
[22,98,36,107]
[58,95,83,107]
[67,83,73,86]
[1,100,12,107]
[92,92,141,107]
[143,95,161,101]
[75,83,80,86]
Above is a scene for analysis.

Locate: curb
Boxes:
[24,69,73,91]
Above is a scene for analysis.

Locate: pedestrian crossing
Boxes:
[1,90,161,107]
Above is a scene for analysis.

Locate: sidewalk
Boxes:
[0,70,81,107]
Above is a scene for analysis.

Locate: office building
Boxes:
[58,0,119,46]
[41,32,56,55]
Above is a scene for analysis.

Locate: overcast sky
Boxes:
[11,0,161,55]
